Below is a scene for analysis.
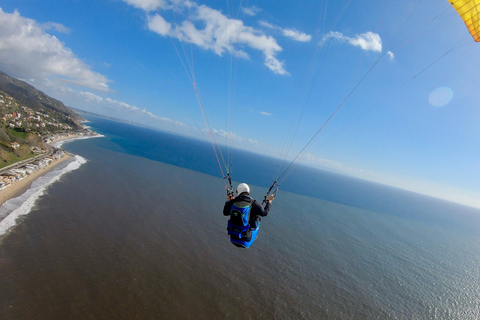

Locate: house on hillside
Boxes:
[24,164,38,174]
[30,146,43,153]
[39,158,52,166]
[53,150,65,159]
[10,169,27,179]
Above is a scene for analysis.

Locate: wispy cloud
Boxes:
[0,8,111,91]
[259,20,311,42]
[201,128,259,145]
[282,28,311,42]
[386,50,395,61]
[241,5,261,17]
[0,5,260,144]
[303,153,357,174]
[41,22,71,34]
[211,129,241,142]
[120,0,166,12]
[259,21,275,29]
[260,111,272,116]
[53,85,187,128]
[322,31,382,52]
[124,0,289,75]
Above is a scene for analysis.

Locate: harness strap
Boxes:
[227,220,250,239]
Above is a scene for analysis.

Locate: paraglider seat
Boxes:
[227,220,260,248]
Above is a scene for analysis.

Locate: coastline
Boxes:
[0,131,99,237]
[0,154,72,208]
[0,133,101,210]
[50,133,78,144]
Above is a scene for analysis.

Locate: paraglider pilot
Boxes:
[224,183,274,248]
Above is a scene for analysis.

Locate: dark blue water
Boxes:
[1,115,480,319]
[89,116,480,233]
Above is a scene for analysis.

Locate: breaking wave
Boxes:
[0,155,87,237]
[52,134,104,149]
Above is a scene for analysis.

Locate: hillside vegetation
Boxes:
[0,71,85,168]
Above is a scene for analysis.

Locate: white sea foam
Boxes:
[0,155,87,237]
[52,134,104,148]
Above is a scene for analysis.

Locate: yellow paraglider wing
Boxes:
[449,0,480,42]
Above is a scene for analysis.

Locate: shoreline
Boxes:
[0,154,72,208]
[50,133,78,144]
[0,133,101,210]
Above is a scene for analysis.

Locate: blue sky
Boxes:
[1,0,479,208]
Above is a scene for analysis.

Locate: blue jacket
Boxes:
[223,194,271,229]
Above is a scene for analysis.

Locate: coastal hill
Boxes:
[0,71,85,167]
[0,71,83,125]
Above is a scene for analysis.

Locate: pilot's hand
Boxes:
[268,194,275,203]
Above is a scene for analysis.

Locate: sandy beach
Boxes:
[50,133,78,144]
[0,154,72,207]
[0,133,99,208]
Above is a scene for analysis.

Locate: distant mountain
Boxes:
[0,71,83,127]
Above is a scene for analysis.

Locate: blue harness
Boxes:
[227,198,260,248]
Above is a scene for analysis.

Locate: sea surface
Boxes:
[1,115,480,319]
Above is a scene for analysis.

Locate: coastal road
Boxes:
[0,140,55,175]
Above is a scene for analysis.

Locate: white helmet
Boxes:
[236,183,250,195]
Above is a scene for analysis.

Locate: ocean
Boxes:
[1,115,480,319]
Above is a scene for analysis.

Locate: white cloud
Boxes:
[147,14,171,36]
[41,22,71,34]
[322,31,382,53]
[201,128,259,146]
[0,6,208,138]
[259,20,311,42]
[124,0,288,75]
[387,50,395,61]
[121,0,167,12]
[282,28,311,42]
[211,128,242,142]
[241,5,261,17]
[0,8,111,91]
[86,93,186,126]
[258,20,274,29]
[264,54,286,75]
[260,111,272,116]
[303,153,352,172]
[349,32,382,52]
[57,86,187,127]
